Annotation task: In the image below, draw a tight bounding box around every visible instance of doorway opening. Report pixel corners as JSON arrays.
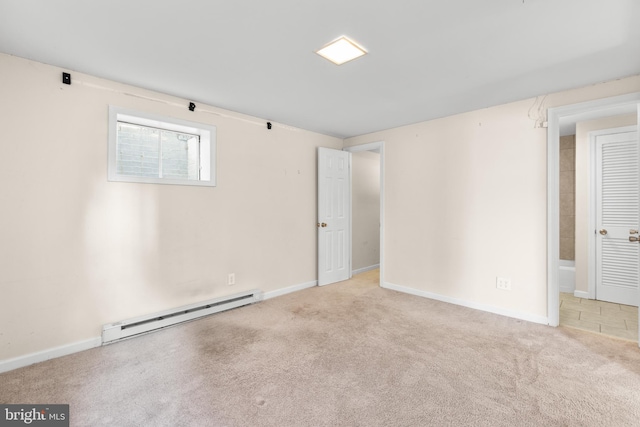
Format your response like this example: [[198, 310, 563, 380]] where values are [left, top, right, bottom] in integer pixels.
[[547, 92, 640, 345], [344, 141, 385, 287]]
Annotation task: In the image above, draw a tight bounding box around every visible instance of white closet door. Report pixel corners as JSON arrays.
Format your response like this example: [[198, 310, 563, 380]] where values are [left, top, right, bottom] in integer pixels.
[[595, 130, 639, 306]]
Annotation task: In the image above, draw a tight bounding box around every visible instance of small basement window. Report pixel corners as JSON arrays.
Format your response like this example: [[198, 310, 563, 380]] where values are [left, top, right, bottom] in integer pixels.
[[108, 106, 216, 187]]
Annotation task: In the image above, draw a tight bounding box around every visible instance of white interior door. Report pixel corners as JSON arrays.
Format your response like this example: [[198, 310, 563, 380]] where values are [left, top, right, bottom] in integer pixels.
[[318, 147, 351, 286], [595, 129, 639, 307]]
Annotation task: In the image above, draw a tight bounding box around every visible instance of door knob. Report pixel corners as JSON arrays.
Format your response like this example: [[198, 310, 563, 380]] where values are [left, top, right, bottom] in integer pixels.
[[630, 236, 640, 242], [599, 229, 608, 235], [630, 229, 639, 235], [321, 223, 327, 228]]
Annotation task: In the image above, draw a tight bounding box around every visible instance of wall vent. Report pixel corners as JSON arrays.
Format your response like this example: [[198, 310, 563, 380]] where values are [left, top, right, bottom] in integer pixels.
[[102, 289, 262, 344]]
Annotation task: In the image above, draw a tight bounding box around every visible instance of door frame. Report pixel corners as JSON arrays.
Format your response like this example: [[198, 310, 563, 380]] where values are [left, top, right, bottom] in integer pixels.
[[343, 141, 385, 287], [547, 92, 640, 329], [588, 126, 638, 301]]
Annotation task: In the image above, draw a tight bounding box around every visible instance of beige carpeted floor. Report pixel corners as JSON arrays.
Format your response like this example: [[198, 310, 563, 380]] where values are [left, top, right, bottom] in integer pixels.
[[2, 269, 640, 426]]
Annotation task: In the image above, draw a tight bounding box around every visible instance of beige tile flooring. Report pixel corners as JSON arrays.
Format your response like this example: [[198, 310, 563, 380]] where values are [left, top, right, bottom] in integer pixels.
[[560, 293, 638, 342]]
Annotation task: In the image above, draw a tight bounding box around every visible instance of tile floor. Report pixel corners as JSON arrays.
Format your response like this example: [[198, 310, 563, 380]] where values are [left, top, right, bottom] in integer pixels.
[[560, 293, 638, 342]]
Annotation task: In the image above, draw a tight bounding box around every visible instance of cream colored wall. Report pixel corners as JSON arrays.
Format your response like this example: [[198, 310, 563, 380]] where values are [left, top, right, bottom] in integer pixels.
[[2, 50, 639, 363], [574, 114, 638, 293], [352, 151, 380, 271], [0, 53, 342, 360], [345, 75, 640, 319]]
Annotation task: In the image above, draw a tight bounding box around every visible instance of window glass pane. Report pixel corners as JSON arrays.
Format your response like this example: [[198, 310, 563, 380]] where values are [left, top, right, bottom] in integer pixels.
[[186, 136, 200, 180], [116, 123, 160, 177], [109, 106, 215, 187], [161, 130, 200, 180]]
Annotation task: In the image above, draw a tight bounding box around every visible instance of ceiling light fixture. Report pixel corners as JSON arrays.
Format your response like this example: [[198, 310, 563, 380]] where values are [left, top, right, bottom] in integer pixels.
[[316, 36, 367, 65]]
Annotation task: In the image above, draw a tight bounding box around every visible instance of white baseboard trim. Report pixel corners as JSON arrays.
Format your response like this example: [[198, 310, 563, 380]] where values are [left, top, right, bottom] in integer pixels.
[[382, 282, 549, 325], [0, 280, 320, 373], [352, 264, 380, 276], [574, 290, 590, 299], [0, 336, 102, 374], [263, 280, 318, 300], [559, 285, 575, 294]]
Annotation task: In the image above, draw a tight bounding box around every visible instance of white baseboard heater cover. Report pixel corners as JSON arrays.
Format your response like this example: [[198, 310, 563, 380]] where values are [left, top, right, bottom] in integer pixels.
[[102, 289, 263, 344]]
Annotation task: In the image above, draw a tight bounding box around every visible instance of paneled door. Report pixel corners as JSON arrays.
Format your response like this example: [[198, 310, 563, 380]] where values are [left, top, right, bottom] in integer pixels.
[[595, 128, 639, 307], [317, 147, 351, 286]]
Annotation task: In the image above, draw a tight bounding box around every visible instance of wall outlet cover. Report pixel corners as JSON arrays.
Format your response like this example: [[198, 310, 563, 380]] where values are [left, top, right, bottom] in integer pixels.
[[496, 277, 512, 291]]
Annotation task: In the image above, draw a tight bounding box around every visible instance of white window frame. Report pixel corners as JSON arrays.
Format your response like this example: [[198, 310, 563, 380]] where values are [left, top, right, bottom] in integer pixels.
[[108, 106, 216, 187]]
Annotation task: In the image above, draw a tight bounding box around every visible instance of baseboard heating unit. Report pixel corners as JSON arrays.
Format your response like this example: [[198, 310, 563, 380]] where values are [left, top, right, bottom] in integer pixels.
[[102, 289, 263, 344]]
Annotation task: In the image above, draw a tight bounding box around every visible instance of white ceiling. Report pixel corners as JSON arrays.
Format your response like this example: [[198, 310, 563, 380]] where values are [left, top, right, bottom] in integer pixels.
[[1, 0, 638, 138]]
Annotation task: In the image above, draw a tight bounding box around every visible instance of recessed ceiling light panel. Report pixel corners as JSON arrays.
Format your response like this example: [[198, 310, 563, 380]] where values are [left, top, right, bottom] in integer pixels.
[[316, 36, 367, 65]]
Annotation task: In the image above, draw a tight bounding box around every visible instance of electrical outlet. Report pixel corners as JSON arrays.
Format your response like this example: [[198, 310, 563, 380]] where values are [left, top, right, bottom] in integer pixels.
[[227, 273, 235, 286], [496, 277, 511, 291]]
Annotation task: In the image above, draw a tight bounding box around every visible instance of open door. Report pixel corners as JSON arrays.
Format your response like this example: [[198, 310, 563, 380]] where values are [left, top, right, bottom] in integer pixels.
[[317, 147, 351, 286], [637, 104, 640, 346]]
